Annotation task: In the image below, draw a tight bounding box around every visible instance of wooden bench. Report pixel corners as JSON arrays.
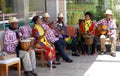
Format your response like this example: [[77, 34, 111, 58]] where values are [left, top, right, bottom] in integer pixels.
[[0, 58, 21, 76], [35, 48, 46, 67], [0, 30, 21, 76]]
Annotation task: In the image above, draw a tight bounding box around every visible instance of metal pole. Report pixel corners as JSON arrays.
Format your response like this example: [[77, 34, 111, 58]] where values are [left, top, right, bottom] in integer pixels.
[[45, 0, 47, 12], [2, 13, 5, 30]]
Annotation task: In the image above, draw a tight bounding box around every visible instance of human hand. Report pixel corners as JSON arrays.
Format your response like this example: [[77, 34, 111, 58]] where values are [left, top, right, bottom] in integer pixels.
[[27, 47, 32, 53]]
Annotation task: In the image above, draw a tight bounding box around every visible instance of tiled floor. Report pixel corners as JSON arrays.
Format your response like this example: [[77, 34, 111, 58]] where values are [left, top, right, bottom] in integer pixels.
[[9, 50, 120, 76]]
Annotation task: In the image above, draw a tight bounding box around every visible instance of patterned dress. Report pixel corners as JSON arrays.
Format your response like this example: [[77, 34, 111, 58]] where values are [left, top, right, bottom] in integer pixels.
[[33, 24, 56, 61]]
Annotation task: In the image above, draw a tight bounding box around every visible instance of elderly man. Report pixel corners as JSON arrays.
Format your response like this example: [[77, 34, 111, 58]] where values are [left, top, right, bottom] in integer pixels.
[[56, 13, 66, 37], [4, 17, 37, 76], [42, 13, 73, 63], [96, 9, 117, 57], [56, 13, 80, 56]]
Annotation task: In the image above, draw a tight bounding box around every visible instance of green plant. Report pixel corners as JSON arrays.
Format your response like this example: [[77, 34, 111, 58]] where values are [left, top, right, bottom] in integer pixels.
[[2, 7, 13, 13], [95, 0, 105, 21]]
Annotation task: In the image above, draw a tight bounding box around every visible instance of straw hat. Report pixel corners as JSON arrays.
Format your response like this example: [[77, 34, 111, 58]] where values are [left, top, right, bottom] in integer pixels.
[[9, 17, 19, 23], [58, 13, 64, 17], [43, 12, 50, 17], [105, 9, 112, 15]]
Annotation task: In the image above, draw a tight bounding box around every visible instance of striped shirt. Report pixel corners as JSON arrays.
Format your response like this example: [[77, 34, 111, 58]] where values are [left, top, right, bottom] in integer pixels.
[[42, 23, 59, 43], [18, 25, 32, 39], [4, 29, 18, 53], [95, 18, 117, 36]]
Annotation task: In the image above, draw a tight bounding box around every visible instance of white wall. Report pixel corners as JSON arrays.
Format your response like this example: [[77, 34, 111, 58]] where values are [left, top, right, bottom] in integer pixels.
[[46, 0, 59, 21]]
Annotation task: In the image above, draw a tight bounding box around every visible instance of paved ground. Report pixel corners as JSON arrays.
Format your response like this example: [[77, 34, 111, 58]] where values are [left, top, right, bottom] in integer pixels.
[[9, 47, 120, 76]]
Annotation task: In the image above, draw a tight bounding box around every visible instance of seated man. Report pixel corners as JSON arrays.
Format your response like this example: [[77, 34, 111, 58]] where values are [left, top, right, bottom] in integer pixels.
[[42, 13, 73, 63], [56, 13, 66, 38], [96, 9, 117, 57], [56, 13, 80, 56], [4, 17, 37, 76]]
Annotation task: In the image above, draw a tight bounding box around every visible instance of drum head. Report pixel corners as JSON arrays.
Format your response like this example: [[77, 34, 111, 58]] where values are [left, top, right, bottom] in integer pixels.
[[20, 39, 31, 42], [27, 37, 34, 40], [20, 39, 31, 51]]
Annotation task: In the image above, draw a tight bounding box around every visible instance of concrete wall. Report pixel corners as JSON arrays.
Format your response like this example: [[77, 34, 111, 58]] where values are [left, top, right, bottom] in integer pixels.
[[46, 0, 58, 21], [29, 0, 45, 11], [59, 0, 67, 24], [46, 0, 66, 23], [59, 0, 67, 23], [13, 0, 66, 23]]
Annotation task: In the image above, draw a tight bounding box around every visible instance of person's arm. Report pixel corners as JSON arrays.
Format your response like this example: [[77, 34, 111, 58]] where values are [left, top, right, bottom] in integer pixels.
[[17, 27, 23, 39], [4, 31, 18, 45], [32, 27, 45, 40], [108, 20, 117, 35], [28, 25, 33, 37], [89, 21, 96, 35], [95, 19, 104, 27]]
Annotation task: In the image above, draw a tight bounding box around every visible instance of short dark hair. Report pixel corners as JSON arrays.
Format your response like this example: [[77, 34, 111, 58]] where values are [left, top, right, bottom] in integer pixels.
[[85, 11, 92, 18], [32, 16, 39, 24]]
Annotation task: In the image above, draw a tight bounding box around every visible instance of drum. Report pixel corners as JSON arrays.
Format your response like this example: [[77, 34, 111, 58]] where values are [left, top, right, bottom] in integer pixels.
[[66, 26, 76, 37], [20, 39, 31, 51], [83, 34, 94, 45], [26, 37, 34, 46]]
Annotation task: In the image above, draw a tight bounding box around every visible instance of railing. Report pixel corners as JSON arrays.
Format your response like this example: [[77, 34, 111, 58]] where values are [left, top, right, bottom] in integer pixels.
[[0, 11, 45, 30], [0, 11, 44, 21]]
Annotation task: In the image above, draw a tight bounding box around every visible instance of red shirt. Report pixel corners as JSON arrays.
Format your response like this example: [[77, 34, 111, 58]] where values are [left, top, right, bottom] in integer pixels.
[[79, 21, 96, 35]]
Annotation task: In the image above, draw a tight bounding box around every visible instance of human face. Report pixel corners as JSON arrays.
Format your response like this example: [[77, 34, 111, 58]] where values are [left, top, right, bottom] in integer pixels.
[[43, 17, 50, 23], [106, 14, 111, 20], [10, 22, 18, 30], [36, 18, 42, 25], [85, 15, 90, 21], [58, 17, 63, 23]]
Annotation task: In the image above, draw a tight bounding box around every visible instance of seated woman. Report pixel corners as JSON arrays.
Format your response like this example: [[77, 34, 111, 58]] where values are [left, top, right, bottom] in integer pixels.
[[79, 12, 97, 55], [32, 16, 60, 68]]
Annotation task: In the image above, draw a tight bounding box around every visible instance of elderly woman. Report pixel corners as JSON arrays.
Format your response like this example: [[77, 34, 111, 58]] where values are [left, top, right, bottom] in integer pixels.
[[32, 16, 60, 68]]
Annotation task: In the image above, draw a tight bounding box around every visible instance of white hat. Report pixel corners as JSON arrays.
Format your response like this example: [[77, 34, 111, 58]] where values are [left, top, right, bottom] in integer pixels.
[[105, 9, 112, 15], [9, 17, 19, 23], [43, 12, 50, 17], [58, 13, 64, 17]]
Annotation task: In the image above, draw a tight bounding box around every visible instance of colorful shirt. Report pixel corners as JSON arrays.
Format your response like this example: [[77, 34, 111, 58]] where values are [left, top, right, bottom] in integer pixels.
[[4, 29, 18, 53], [84, 20, 91, 31], [18, 25, 32, 39], [33, 24, 56, 61], [42, 23, 59, 43], [79, 20, 96, 35], [95, 18, 117, 36], [33, 24, 50, 45]]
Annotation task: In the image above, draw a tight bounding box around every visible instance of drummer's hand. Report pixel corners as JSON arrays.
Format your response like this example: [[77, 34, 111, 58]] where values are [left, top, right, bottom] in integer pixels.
[[88, 32, 92, 35], [18, 37, 22, 41], [12, 40, 18, 44], [84, 31, 87, 34], [44, 30, 47, 36], [28, 47, 32, 52]]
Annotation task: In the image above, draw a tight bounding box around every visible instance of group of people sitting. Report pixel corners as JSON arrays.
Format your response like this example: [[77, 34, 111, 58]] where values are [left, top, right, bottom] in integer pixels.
[[3, 12, 74, 76], [2, 9, 117, 76], [72, 9, 117, 57], [54, 9, 116, 58]]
